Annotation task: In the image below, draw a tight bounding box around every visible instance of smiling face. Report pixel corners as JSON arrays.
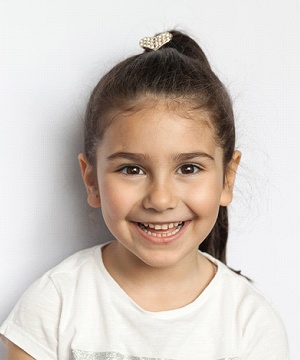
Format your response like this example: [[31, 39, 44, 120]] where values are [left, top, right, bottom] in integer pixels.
[[79, 101, 240, 270]]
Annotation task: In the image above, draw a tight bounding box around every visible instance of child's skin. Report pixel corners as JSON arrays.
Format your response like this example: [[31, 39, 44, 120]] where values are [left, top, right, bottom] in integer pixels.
[[79, 99, 241, 312], [7, 342, 33, 360]]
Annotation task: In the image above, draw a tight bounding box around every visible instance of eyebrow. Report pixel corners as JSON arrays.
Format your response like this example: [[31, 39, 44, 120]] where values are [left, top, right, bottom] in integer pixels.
[[106, 151, 214, 162]]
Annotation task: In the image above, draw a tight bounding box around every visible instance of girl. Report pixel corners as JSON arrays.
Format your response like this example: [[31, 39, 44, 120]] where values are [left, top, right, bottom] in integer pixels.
[[1, 30, 289, 359]]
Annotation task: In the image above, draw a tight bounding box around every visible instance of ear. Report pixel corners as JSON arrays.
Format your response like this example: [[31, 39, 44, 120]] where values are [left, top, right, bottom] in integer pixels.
[[220, 150, 241, 206], [78, 153, 101, 208]]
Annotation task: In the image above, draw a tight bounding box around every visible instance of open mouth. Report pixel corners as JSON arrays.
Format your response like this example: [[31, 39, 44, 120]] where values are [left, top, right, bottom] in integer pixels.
[[138, 222, 184, 237]]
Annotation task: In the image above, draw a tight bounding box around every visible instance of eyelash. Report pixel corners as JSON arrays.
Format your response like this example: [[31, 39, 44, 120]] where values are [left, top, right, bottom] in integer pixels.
[[118, 163, 202, 176], [176, 164, 202, 175], [118, 165, 146, 176]]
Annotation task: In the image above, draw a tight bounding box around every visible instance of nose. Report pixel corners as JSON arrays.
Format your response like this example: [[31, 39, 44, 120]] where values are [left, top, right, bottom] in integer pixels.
[[142, 178, 178, 212]]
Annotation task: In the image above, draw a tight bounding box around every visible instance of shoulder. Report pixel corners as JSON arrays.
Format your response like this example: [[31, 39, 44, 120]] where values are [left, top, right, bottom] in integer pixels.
[[46, 244, 103, 275], [203, 252, 287, 329], [7, 244, 104, 316], [0, 244, 107, 359], [38, 244, 105, 295], [204, 252, 275, 307], [204, 253, 289, 358]]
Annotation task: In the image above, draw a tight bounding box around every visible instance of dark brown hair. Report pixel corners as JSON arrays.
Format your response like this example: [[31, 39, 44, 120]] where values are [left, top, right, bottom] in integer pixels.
[[83, 30, 236, 265]]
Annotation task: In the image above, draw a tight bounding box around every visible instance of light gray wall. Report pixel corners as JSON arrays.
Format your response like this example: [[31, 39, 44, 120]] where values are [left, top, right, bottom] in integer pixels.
[[1, 1, 299, 358]]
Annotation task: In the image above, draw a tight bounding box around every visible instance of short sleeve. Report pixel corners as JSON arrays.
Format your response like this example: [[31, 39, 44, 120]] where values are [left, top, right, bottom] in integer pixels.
[[0, 274, 61, 360], [242, 299, 290, 359]]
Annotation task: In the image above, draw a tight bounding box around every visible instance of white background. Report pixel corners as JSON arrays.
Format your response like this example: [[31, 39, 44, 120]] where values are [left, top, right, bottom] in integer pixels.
[[0, 0, 299, 358]]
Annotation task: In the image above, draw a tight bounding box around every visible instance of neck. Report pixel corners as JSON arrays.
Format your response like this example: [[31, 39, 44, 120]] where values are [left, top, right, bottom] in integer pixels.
[[104, 241, 204, 280], [101, 241, 216, 311]]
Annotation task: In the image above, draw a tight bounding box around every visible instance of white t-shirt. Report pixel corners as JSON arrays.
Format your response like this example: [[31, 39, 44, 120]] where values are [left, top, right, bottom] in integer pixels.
[[0, 243, 289, 360]]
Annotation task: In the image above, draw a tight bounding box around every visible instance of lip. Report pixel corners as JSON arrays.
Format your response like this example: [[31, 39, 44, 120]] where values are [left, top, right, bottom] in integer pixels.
[[133, 220, 190, 245]]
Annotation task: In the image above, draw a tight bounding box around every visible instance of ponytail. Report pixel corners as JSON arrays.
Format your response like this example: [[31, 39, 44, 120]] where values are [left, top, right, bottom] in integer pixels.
[[199, 206, 228, 264]]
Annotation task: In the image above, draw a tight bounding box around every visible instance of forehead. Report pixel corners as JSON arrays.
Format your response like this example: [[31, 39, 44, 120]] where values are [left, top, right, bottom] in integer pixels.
[[107, 97, 215, 136], [98, 99, 221, 158]]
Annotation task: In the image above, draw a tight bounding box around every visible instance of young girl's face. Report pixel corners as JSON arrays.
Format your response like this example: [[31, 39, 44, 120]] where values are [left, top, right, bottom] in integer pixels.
[[80, 101, 239, 269]]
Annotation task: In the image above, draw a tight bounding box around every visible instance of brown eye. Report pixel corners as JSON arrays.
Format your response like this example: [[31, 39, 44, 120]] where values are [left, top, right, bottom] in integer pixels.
[[177, 164, 201, 175], [120, 166, 145, 175]]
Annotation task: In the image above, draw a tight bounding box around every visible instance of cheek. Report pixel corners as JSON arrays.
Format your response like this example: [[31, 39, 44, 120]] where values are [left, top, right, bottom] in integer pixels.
[[100, 183, 122, 214], [99, 178, 139, 219], [189, 180, 223, 213]]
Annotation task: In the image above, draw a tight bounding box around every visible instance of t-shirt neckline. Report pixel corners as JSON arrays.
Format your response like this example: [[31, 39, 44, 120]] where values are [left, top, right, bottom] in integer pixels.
[[93, 242, 222, 319]]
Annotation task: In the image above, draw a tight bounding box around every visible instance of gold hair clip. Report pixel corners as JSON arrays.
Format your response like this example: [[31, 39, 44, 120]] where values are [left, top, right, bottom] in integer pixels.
[[139, 32, 173, 51]]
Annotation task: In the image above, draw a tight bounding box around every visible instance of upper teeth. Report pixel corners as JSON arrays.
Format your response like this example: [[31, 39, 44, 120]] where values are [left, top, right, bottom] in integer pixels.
[[141, 222, 181, 230]]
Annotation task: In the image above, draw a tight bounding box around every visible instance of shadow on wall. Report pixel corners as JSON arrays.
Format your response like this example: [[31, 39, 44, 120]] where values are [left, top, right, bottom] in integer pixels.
[[35, 110, 114, 261], [0, 106, 114, 358]]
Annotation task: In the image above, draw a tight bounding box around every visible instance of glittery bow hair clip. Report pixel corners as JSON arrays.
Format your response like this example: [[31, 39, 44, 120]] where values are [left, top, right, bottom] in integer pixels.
[[139, 31, 173, 51]]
